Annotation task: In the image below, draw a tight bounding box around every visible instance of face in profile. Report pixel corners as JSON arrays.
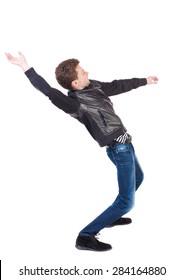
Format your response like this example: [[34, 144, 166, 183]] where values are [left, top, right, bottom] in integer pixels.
[[73, 65, 90, 89]]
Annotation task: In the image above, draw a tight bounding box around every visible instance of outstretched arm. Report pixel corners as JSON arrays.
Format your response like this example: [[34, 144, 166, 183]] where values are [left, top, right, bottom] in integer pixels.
[[5, 51, 54, 96], [5, 51, 30, 72], [98, 75, 159, 97], [5, 52, 78, 113]]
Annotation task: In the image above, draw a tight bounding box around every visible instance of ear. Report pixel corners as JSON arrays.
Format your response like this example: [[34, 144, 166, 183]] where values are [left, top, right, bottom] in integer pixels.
[[71, 80, 79, 90]]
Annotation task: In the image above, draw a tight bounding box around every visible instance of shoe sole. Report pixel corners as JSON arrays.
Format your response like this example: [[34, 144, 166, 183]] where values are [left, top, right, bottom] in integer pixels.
[[106, 220, 132, 228], [75, 245, 112, 252]]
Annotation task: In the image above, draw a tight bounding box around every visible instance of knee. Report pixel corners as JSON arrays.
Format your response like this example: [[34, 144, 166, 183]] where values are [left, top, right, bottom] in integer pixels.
[[116, 196, 135, 214], [136, 171, 144, 190], [125, 198, 135, 213], [140, 172, 144, 184]]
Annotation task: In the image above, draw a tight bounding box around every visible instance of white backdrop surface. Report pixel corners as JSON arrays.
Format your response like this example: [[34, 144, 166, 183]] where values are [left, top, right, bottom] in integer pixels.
[[0, 0, 183, 279]]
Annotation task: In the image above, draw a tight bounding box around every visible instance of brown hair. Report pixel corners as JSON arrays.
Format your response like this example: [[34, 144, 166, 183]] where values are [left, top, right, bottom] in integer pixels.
[[55, 58, 80, 90]]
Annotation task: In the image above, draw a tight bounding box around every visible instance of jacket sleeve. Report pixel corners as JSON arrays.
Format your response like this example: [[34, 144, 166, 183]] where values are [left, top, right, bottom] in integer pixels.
[[24, 67, 78, 114], [98, 78, 147, 97]]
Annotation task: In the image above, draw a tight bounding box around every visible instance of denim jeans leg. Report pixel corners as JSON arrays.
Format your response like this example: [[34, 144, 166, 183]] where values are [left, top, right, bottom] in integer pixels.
[[108, 143, 136, 214], [79, 143, 143, 236]]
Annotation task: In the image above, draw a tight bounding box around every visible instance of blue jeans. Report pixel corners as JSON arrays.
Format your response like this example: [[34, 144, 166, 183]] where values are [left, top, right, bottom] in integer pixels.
[[79, 142, 144, 236]]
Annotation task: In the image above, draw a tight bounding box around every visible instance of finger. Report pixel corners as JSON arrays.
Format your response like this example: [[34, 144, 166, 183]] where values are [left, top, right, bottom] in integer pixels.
[[18, 51, 24, 57], [5, 53, 12, 59]]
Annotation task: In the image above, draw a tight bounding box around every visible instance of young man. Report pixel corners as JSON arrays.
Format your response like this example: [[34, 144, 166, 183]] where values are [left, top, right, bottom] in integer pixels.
[[5, 52, 158, 251]]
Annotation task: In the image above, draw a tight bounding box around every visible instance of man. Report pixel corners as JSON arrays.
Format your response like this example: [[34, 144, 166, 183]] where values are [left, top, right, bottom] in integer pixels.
[[5, 52, 158, 251]]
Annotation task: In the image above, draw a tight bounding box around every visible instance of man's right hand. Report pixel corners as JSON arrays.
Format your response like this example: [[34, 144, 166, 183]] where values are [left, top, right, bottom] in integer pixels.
[[5, 51, 30, 72]]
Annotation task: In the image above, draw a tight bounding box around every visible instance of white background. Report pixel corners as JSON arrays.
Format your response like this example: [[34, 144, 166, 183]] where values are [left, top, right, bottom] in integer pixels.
[[0, 0, 183, 279]]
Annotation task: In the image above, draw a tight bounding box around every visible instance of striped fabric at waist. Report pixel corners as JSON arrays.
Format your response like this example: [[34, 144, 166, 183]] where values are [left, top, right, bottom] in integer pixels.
[[107, 132, 132, 148]]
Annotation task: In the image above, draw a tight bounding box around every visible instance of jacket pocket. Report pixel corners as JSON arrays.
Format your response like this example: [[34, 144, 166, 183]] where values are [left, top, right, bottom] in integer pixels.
[[98, 110, 107, 127]]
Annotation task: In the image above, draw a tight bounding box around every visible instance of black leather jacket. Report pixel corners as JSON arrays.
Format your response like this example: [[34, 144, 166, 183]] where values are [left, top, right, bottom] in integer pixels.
[[68, 81, 127, 147]]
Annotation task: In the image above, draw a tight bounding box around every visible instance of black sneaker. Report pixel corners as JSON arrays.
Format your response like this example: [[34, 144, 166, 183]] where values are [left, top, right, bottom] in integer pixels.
[[75, 235, 112, 251], [106, 217, 132, 228]]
